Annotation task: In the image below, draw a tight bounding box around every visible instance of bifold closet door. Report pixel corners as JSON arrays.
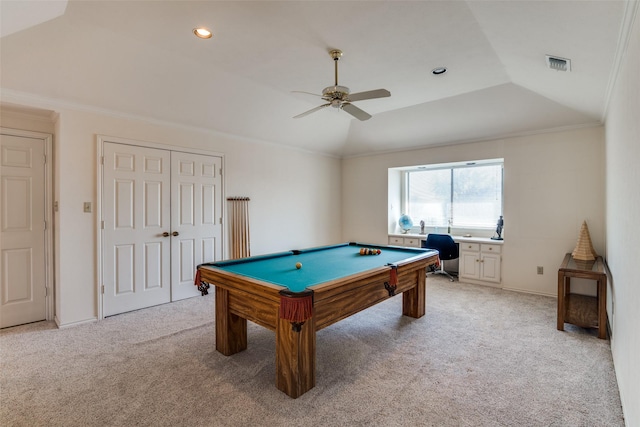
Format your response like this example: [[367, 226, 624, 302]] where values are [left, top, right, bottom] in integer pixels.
[[102, 143, 171, 316], [170, 152, 222, 301], [102, 143, 223, 316]]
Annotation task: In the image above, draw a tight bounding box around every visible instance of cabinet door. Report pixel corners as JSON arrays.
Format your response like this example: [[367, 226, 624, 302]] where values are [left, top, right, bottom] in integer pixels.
[[459, 251, 480, 279], [480, 253, 501, 283]]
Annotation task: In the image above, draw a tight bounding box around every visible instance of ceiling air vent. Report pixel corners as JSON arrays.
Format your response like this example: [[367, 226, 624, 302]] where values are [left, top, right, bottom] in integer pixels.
[[546, 55, 571, 72]]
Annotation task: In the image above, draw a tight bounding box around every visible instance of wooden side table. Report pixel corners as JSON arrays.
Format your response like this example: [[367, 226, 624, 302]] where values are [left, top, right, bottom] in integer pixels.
[[557, 253, 607, 339]]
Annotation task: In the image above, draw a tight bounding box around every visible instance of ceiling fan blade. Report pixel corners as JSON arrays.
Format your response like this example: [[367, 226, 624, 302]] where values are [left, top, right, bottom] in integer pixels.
[[342, 103, 372, 121], [291, 90, 322, 98], [348, 89, 391, 102], [293, 103, 331, 119]]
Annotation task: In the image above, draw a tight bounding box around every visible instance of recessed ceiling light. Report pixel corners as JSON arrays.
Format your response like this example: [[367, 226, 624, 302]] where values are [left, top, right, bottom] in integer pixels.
[[431, 67, 447, 75], [193, 27, 212, 39]]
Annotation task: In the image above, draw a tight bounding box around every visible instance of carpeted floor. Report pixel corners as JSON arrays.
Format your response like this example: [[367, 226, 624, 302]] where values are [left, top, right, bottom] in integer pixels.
[[0, 276, 624, 426]]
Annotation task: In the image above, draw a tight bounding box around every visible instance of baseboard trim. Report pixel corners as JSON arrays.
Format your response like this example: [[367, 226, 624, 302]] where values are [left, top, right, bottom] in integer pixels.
[[56, 316, 98, 329]]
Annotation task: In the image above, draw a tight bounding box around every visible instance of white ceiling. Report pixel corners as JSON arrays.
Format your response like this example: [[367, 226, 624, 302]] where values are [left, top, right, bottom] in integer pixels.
[[0, 1, 630, 157]]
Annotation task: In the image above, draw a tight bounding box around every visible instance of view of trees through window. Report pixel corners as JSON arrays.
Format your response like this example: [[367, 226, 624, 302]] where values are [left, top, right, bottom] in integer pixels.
[[405, 162, 503, 229]]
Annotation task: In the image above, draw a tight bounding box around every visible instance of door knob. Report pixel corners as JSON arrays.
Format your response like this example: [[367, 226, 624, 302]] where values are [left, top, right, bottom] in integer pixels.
[[172, 231, 179, 236], [162, 232, 170, 237]]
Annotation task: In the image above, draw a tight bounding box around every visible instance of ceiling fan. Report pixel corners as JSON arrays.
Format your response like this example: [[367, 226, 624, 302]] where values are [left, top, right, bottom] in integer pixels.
[[293, 49, 391, 121]]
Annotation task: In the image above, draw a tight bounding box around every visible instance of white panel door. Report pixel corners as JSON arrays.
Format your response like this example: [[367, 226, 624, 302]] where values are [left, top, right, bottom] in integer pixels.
[[102, 143, 171, 316], [0, 134, 46, 328], [170, 152, 222, 301]]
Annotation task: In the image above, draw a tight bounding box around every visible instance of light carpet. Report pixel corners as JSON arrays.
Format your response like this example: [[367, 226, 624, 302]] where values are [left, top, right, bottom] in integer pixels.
[[0, 276, 624, 426]]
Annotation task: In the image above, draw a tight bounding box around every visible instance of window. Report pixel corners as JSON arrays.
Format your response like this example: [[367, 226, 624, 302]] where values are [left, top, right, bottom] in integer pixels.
[[402, 160, 503, 230]]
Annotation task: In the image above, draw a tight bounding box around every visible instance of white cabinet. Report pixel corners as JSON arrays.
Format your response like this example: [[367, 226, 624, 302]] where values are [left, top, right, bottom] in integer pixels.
[[388, 236, 422, 247], [459, 243, 502, 284]]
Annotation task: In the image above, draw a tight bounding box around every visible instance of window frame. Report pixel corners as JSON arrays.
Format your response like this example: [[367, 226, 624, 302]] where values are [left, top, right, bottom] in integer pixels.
[[400, 159, 504, 234]]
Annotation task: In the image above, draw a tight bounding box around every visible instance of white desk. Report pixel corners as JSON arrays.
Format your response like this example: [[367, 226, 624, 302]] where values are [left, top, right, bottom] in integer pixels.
[[388, 234, 503, 286]]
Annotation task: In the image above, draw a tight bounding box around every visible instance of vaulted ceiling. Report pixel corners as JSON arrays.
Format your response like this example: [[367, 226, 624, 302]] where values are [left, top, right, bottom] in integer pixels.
[[0, 1, 631, 157]]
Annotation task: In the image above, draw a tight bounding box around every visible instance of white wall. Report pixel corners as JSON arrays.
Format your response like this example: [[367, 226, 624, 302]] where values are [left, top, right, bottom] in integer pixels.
[[604, 3, 640, 425], [1, 103, 342, 327], [342, 126, 605, 297]]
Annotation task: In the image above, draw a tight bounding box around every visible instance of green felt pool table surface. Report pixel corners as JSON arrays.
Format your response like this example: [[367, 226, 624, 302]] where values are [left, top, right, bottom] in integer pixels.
[[205, 242, 433, 292]]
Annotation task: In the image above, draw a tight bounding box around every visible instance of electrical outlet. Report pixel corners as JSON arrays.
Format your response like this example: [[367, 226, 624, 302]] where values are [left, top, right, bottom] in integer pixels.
[[537, 266, 543, 275]]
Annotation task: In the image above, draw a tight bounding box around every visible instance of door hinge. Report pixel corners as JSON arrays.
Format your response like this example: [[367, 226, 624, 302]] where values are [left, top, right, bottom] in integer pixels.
[[101, 156, 104, 165], [43, 154, 47, 164], [219, 168, 223, 176], [101, 285, 105, 294], [44, 220, 47, 230], [45, 287, 48, 297], [101, 220, 105, 229], [219, 217, 223, 225]]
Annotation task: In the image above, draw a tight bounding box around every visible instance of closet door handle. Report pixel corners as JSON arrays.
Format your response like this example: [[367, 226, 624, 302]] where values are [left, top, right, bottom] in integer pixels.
[[172, 231, 179, 237], [162, 232, 170, 237]]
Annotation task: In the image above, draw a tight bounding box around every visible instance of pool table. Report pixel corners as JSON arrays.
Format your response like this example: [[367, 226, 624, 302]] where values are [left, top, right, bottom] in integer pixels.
[[196, 242, 439, 398]]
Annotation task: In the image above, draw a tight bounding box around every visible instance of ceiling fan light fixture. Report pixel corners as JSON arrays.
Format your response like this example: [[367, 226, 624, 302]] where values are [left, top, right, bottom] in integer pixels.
[[193, 27, 212, 39], [323, 85, 349, 98], [431, 67, 447, 75]]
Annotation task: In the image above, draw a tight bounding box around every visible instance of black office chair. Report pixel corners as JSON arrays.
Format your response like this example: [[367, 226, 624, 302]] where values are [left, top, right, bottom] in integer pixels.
[[422, 234, 459, 281]]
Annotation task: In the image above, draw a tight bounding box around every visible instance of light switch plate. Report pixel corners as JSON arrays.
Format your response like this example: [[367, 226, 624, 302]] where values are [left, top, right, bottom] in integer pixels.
[[83, 202, 92, 213]]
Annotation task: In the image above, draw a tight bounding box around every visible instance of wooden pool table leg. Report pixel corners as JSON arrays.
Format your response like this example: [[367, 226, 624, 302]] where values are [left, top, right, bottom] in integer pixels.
[[215, 287, 247, 356], [275, 314, 316, 398], [402, 268, 426, 318]]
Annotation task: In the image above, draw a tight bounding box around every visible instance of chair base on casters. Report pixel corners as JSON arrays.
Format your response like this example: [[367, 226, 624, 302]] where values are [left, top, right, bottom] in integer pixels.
[[429, 264, 457, 282], [422, 234, 459, 283]]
